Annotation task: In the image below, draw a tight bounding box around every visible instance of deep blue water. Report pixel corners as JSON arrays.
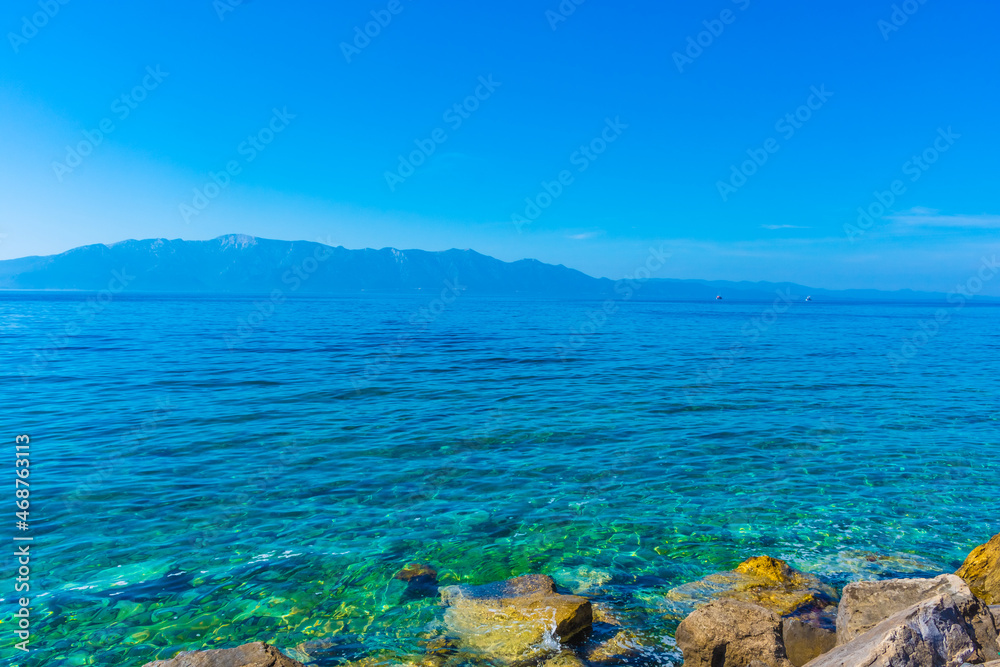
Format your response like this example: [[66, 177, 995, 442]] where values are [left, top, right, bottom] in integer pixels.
[[2, 293, 998, 666]]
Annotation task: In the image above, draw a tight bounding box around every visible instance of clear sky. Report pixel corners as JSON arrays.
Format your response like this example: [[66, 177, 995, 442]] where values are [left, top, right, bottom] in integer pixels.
[[2, 0, 999, 293]]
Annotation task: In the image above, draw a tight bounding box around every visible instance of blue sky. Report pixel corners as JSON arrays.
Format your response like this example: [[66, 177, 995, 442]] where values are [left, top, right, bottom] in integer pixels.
[[2, 0, 999, 292]]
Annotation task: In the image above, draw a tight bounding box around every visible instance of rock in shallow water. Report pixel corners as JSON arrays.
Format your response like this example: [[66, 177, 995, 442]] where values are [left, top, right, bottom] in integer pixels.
[[142, 641, 304, 667], [395, 563, 440, 599], [957, 532, 1000, 604], [585, 629, 643, 664], [669, 556, 839, 666], [675, 598, 793, 667], [803, 590, 1000, 667], [667, 556, 837, 618], [395, 563, 438, 582], [591, 601, 623, 626], [440, 574, 592, 663], [540, 649, 587, 667]]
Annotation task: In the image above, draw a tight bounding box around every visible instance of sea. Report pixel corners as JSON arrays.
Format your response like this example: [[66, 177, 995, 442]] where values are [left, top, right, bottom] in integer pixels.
[[2, 292, 998, 666]]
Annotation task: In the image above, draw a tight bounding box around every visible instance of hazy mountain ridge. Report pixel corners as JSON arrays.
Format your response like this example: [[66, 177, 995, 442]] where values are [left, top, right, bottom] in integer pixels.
[[0, 235, 601, 295], [0, 235, 988, 301]]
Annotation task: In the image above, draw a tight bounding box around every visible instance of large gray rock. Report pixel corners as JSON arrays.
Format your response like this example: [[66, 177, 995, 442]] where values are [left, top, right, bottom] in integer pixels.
[[804, 591, 1000, 667], [675, 598, 793, 667], [991, 604, 1000, 628], [440, 574, 592, 663], [143, 642, 304, 667], [836, 574, 983, 644], [782, 617, 835, 666]]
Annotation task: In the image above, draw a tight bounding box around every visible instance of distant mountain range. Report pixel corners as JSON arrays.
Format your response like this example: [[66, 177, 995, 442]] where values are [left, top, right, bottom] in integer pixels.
[[0, 235, 986, 302]]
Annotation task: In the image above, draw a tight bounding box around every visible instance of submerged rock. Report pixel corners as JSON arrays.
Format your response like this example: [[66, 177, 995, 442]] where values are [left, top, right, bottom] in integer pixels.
[[287, 638, 337, 664], [395, 563, 438, 582], [440, 574, 592, 663], [675, 598, 793, 667], [540, 650, 587, 667], [804, 589, 1000, 667], [591, 602, 623, 626], [414, 636, 458, 667], [585, 630, 642, 664], [143, 641, 304, 667], [395, 563, 439, 599], [551, 566, 614, 595], [835, 573, 987, 644], [667, 556, 837, 618], [957, 532, 1000, 604], [794, 550, 948, 589]]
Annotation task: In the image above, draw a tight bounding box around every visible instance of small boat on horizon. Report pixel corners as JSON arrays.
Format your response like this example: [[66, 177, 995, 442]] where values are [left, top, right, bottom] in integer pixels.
[[806, 296, 812, 301], [715, 295, 723, 300]]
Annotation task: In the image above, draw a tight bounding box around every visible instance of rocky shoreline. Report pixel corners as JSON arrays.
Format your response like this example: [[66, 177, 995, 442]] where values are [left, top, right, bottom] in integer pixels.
[[143, 532, 1000, 667]]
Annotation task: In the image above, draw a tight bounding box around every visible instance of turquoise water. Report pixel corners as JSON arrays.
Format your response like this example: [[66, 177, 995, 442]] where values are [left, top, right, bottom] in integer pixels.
[[2, 293, 998, 666]]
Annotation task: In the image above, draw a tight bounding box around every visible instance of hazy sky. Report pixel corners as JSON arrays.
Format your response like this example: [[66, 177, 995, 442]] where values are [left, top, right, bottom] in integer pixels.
[[2, 0, 999, 293]]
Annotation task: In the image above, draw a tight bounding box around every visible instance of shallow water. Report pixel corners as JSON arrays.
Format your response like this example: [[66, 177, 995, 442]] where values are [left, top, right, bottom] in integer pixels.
[[2, 293, 998, 665]]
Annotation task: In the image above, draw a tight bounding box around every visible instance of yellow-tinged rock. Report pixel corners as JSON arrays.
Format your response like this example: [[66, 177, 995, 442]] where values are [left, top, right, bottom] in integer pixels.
[[440, 575, 592, 664], [413, 635, 458, 667], [541, 650, 587, 667], [735, 556, 799, 585], [394, 563, 438, 582], [957, 532, 1000, 604], [666, 556, 836, 617]]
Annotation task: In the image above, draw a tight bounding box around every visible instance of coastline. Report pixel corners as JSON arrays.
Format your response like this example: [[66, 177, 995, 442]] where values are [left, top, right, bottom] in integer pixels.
[[142, 532, 1000, 667]]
